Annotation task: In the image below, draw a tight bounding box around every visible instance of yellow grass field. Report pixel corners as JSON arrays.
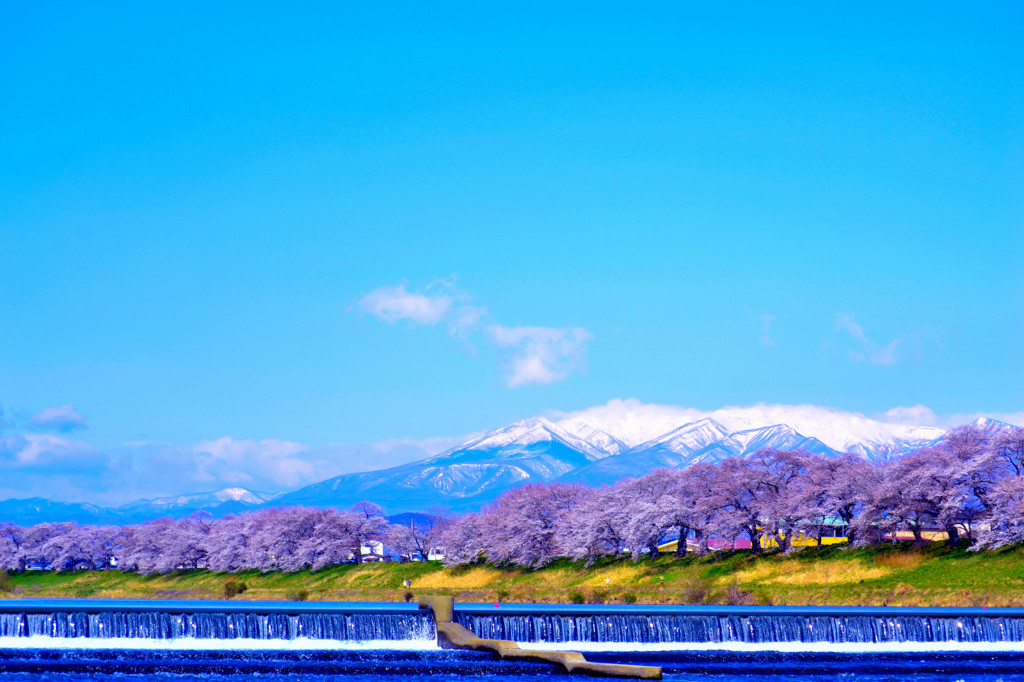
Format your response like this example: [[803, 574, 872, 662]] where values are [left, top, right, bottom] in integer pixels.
[[3, 543, 1024, 607]]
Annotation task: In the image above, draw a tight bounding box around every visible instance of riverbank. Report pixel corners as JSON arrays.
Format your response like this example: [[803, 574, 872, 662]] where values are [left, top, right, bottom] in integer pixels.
[[2, 543, 1022, 607]]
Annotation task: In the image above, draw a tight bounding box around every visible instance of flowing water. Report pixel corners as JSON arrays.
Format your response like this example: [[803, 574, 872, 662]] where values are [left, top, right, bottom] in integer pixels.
[[0, 601, 1022, 681]]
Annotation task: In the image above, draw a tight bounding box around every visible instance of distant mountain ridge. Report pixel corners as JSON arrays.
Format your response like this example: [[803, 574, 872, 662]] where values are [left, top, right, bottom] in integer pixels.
[[1, 407, 1014, 525], [0, 487, 282, 527]]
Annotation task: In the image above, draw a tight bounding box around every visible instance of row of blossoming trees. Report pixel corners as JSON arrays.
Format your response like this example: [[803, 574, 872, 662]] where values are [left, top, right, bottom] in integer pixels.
[[1, 424, 1022, 573], [437, 424, 1024, 567], [0, 502, 430, 574]]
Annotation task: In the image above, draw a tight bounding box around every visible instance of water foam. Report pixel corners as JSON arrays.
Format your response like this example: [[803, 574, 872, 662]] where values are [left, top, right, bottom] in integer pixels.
[[0, 635, 439, 651]]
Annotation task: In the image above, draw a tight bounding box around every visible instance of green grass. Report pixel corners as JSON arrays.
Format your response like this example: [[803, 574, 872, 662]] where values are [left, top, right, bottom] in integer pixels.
[[3, 544, 1024, 607]]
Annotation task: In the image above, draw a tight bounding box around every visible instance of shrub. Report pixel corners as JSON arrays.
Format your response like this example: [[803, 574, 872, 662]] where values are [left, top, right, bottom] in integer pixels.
[[285, 589, 310, 602], [682, 578, 712, 604], [404, 591, 415, 602], [222, 580, 248, 599], [0, 570, 12, 594], [621, 592, 638, 604], [724, 581, 755, 606], [568, 591, 585, 604]]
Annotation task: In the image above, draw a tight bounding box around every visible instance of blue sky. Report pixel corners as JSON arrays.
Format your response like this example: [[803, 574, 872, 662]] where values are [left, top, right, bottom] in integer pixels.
[[1, 3, 1021, 502]]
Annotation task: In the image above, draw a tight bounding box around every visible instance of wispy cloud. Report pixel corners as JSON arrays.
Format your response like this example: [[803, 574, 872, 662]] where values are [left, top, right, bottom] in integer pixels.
[[29, 404, 88, 432], [0, 432, 103, 474], [358, 278, 593, 388], [0, 429, 461, 505], [880, 404, 1024, 429], [880, 404, 941, 426], [835, 314, 905, 365], [759, 314, 775, 347], [358, 284, 452, 325], [490, 325, 593, 388]]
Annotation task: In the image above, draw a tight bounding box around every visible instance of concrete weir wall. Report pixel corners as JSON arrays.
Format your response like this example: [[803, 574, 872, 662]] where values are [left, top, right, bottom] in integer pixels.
[[417, 595, 662, 680]]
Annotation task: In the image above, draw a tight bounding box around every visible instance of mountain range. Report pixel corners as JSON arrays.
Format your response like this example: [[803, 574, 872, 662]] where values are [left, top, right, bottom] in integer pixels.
[[2, 407, 1010, 526]]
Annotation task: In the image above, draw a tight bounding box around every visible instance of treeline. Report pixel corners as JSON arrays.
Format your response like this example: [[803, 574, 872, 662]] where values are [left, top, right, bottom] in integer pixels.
[[1, 423, 1022, 574], [0, 502, 435, 574], [437, 424, 1024, 567]]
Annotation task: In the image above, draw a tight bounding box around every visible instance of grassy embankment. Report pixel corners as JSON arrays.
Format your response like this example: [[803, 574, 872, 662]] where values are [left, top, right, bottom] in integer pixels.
[[2, 543, 1023, 607]]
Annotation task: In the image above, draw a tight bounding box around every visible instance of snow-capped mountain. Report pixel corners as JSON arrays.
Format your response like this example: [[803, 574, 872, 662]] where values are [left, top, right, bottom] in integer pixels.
[[451, 417, 623, 460], [273, 419, 599, 513], [272, 405, 958, 513], [629, 418, 734, 456], [0, 487, 280, 526], [116, 487, 279, 514], [559, 421, 840, 486], [2, 403, 1015, 523], [549, 400, 949, 451], [109, 487, 281, 523], [684, 424, 838, 467]]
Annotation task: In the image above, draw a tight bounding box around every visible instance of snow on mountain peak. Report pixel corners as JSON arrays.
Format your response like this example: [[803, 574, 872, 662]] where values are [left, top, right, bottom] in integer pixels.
[[447, 416, 613, 460], [630, 417, 732, 452], [550, 400, 947, 453]]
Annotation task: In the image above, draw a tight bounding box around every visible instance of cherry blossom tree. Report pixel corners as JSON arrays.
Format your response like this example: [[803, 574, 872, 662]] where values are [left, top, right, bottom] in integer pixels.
[[0, 524, 25, 571], [122, 514, 212, 573], [388, 512, 447, 562], [476, 482, 587, 567], [560, 485, 629, 562], [619, 469, 687, 559], [437, 512, 486, 566], [201, 514, 251, 572], [974, 477, 1024, 549], [793, 453, 869, 545], [990, 427, 1024, 477], [349, 501, 389, 564], [674, 463, 723, 555], [303, 508, 358, 570]]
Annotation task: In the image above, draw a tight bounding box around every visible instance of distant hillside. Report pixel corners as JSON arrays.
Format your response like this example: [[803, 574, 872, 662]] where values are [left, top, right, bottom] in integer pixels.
[[2, 409, 1007, 525]]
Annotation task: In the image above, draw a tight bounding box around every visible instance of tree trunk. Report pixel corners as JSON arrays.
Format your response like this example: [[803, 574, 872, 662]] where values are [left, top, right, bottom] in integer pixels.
[[909, 523, 923, 545], [945, 523, 961, 548], [747, 526, 762, 554], [693, 529, 709, 556], [845, 525, 859, 547], [675, 526, 690, 557]]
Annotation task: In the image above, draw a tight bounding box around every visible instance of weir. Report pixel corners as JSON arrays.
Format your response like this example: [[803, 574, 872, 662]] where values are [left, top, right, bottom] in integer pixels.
[[419, 595, 663, 679], [0, 600, 433, 642], [1, 599, 1023, 651], [453, 604, 1024, 646]]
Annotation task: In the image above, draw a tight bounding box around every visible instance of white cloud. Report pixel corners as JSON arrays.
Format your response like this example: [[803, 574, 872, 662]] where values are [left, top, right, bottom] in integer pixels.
[[551, 399, 957, 451], [490, 325, 593, 388], [0, 428, 471, 505], [191, 437, 322, 489], [880, 405, 940, 426], [0, 433, 98, 468], [371, 434, 474, 457], [448, 304, 487, 337], [29, 404, 87, 432], [358, 285, 452, 325], [933, 410, 1024, 429], [358, 278, 593, 388]]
